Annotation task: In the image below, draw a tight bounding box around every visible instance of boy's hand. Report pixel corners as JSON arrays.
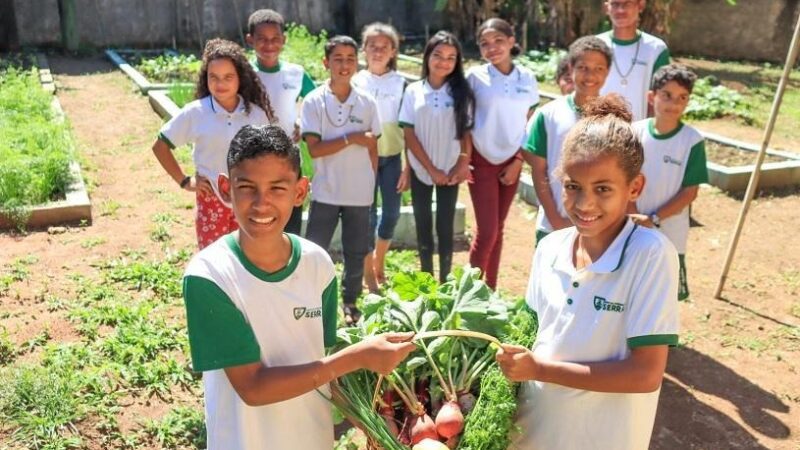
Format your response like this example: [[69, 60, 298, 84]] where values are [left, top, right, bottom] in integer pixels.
[[349, 131, 378, 148], [447, 159, 471, 185], [355, 332, 416, 375], [629, 213, 654, 228], [189, 175, 215, 198], [499, 159, 523, 186], [396, 166, 410, 192], [496, 344, 541, 382]]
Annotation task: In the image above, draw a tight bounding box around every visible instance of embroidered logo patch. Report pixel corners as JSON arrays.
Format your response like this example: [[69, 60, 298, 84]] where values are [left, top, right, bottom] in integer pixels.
[[282, 82, 298, 90], [348, 116, 364, 124], [593, 296, 625, 312], [663, 155, 683, 166], [293, 306, 322, 320]]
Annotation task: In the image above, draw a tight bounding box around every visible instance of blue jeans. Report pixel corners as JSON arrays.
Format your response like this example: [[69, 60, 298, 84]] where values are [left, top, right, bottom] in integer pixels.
[[368, 154, 403, 251]]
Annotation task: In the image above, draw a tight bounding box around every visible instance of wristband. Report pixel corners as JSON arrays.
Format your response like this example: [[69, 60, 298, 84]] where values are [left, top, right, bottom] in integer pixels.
[[343, 134, 349, 146], [458, 152, 470, 159], [650, 213, 661, 228], [179, 176, 191, 189]]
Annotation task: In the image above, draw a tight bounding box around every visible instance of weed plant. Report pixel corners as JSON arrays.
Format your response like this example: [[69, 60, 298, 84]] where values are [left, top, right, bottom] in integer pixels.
[[136, 54, 201, 84], [685, 76, 753, 123]]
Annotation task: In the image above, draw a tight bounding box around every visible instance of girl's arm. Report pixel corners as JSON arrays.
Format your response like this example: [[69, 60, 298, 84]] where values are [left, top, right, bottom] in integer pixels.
[[447, 132, 473, 184], [403, 127, 448, 185], [224, 333, 415, 406], [496, 344, 668, 393], [151, 139, 212, 196], [304, 132, 377, 159], [530, 155, 571, 230]]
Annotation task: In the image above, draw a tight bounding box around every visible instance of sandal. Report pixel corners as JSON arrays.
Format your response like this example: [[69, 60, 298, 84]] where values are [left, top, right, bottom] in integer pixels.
[[343, 303, 361, 325]]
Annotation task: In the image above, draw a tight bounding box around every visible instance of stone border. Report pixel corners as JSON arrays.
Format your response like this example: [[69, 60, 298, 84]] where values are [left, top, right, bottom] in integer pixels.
[[0, 54, 92, 230], [146, 85, 467, 250], [105, 48, 194, 94]]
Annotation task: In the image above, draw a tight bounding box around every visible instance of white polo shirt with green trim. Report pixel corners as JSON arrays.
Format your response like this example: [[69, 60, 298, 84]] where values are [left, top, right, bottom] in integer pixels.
[[352, 69, 406, 157], [523, 94, 581, 233], [158, 95, 270, 203], [398, 79, 464, 186], [182, 232, 339, 450], [598, 30, 670, 121], [253, 59, 315, 136], [468, 63, 539, 164], [514, 218, 679, 450], [634, 119, 708, 254], [300, 82, 382, 206]]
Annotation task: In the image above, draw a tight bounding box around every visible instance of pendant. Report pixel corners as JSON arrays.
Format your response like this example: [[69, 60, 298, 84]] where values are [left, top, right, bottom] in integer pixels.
[[621, 78, 628, 86]]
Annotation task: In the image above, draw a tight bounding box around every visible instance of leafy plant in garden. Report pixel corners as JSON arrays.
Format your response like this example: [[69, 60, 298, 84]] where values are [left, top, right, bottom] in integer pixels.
[[139, 406, 207, 449], [136, 54, 201, 84], [282, 23, 328, 81], [168, 82, 195, 109], [517, 48, 568, 83], [685, 76, 753, 123]]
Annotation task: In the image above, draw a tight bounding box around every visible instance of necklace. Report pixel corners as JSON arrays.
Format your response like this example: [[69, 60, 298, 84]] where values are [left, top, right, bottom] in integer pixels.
[[611, 33, 641, 87], [323, 83, 353, 128]]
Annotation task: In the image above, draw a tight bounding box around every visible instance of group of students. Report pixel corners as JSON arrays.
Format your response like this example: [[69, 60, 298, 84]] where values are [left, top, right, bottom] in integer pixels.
[[151, 0, 710, 448]]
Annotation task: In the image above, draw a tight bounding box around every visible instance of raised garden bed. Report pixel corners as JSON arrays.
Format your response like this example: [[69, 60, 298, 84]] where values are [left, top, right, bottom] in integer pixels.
[[0, 54, 91, 230], [105, 48, 194, 94]]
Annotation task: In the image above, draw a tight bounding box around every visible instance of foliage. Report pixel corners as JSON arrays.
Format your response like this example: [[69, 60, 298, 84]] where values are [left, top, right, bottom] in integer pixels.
[[139, 406, 207, 449], [0, 66, 76, 225], [168, 83, 195, 109], [685, 76, 753, 123], [136, 53, 201, 84], [282, 23, 328, 81], [517, 48, 569, 82]]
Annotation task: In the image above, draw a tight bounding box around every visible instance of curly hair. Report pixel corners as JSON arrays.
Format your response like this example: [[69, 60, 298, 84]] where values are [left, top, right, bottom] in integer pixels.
[[227, 124, 300, 177], [568, 35, 612, 69], [421, 31, 475, 140], [195, 38, 275, 121], [651, 63, 697, 93]]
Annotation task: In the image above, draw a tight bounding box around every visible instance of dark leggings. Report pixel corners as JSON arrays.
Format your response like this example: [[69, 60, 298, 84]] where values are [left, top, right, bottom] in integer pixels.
[[410, 169, 459, 282]]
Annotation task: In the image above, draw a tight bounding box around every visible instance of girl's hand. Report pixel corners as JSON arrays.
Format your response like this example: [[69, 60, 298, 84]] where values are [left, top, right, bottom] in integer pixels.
[[629, 213, 655, 228], [495, 344, 541, 382], [447, 159, 471, 185], [354, 332, 416, 375], [191, 175, 215, 198], [396, 166, 411, 192], [499, 159, 523, 186], [429, 168, 449, 186]]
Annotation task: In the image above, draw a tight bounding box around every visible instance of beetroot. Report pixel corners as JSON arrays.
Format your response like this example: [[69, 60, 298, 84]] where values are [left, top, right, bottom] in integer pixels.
[[410, 413, 439, 444], [434, 401, 464, 439], [457, 391, 476, 415]]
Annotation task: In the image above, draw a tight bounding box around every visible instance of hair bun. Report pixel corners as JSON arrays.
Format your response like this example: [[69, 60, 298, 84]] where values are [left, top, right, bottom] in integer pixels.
[[582, 94, 633, 123], [510, 44, 522, 57]]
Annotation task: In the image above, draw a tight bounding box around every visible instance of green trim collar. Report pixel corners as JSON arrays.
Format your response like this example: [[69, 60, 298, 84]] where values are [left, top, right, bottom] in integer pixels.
[[566, 93, 580, 113], [648, 118, 684, 140], [254, 58, 282, 73], [224, 233, 301, 282], [611, 30, 642, 46]]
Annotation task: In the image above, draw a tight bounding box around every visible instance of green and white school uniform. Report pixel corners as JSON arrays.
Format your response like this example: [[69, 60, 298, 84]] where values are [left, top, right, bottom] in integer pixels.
[[468, 63, 539, 163], [253, 60, 315, 136], [352, 69, 405, 157], [514, 218, 679, 450], [523, 93, 581, 236], [598, 30, 670, 121], [182, 233, 338, 450], [158, 95, 270, 203], [634, 118, 708, 299], [300, 82, 382, 206], [398, 79, 462, 185]]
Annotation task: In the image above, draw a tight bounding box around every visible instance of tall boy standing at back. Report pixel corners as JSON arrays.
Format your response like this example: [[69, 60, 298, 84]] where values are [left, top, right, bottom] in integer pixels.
[[246, 9, 316, 234], [598, 0, 670, 120], [301, 36, 381, 323], [630, 64, 708, 301], [182, 125, 414, 450]]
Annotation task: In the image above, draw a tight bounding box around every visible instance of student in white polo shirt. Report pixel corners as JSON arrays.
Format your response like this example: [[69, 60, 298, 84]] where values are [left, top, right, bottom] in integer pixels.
[[182, 124, 414, 450], [352, 22, 407, 293], [523, 36, 611, 245], [301, 35, 381, 324], [467, 18, 539, 290], [152, 38, 275, 249], [631, 64, 708, 301], [246, 9, 316, 235], [598, 0, 670, 121], [399, 31, 474, 283], [497, 95, 679, 450]]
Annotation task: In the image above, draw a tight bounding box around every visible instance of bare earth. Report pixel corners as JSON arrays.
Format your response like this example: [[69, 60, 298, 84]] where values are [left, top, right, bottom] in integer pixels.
[[1, 55, 798, 449]]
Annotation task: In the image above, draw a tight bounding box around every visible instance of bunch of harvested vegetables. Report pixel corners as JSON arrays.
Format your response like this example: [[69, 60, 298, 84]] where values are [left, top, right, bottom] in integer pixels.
[[326, 266, 538, 450]]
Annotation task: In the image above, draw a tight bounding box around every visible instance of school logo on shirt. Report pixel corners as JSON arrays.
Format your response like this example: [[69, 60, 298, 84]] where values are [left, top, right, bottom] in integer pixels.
[[282, 82, 298, 90], [348, 115, 364, 124], [293, 306, 322, 320], [516, 87, 531, 94], [663, 155, 683, 167], [593, 296, 625, 313]]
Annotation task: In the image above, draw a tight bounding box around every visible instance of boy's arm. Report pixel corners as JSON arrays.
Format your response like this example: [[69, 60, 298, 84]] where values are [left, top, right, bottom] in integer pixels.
[[224, 332, 415, 406], [531, 155, 571, 229], [653, 185, 699, 220], [496, 344, 668, 393]]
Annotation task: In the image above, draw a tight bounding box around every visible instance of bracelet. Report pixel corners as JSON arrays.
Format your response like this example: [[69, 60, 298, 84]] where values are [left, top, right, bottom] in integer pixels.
[[343, 134, 349, 145], [458, 152, 470, 159], [179, 176, 191, 189]]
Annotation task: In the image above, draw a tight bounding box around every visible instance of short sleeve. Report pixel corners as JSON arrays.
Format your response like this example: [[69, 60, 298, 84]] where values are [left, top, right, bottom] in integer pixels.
[[524, 110, 548, 157], [398, 87, 415, 128], [625, 242, 680, 348], [159, 107, 194, 149], [322, 277, 339, 348], [682, 140, 709, 186], [653, 48, 671, 76], [299, 71, 316, 98], [183, 275, 261, 371], [300, 93, 322, 140]]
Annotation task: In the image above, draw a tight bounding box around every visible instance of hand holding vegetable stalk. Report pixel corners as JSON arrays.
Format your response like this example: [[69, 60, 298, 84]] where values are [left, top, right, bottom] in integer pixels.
[[495, 343, 541, 383], [347, 332, 417, 375]]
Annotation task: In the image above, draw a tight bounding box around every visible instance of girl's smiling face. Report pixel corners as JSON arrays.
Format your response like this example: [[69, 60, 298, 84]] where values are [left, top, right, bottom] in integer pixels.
[[478, 29, 515, 67], [561, 154, 643, 246], [207, 58, 240, 106], [364, 34, 396, 74], [427, 43, 458, 82]]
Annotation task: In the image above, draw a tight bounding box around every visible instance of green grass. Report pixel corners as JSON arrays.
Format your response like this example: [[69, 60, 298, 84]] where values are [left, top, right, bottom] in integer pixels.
[[0, 66, 77, 225]]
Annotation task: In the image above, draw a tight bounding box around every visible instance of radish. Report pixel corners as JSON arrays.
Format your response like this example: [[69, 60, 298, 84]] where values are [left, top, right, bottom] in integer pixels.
[[410, 412, 439, 444], [457, 391, 476, 415], [412, 438, 449, 450], [434, 401, 464, 439]]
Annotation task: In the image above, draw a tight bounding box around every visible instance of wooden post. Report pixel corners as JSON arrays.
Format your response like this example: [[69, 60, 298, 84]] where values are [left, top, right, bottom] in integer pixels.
[[714, 12, 800, 299], [58, 0, 79, 51]]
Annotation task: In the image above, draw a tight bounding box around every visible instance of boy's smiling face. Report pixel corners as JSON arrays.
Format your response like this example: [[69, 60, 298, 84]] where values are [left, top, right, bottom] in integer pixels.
[[649, 80, 691, 125], [572, 50, 609, 98], [247, 23, 285, 68], [324, 44, 358, 84], [220, 154, 307, 243]]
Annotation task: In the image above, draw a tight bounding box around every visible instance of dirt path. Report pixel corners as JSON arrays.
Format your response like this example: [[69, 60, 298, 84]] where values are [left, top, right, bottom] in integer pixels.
[[1, 55, 798, 449]]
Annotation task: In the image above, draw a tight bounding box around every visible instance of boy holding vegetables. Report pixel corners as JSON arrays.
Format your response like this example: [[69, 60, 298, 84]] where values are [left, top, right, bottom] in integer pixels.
[[181, 124, 414, 450]]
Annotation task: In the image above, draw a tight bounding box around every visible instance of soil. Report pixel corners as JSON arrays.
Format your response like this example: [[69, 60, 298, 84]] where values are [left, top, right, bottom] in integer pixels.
[[706, 141, 787, 166], [1, 54, 798, 449]]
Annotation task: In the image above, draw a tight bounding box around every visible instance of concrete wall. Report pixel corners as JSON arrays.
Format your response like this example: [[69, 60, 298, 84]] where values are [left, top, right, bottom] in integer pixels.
[[13, 0, 61, 46], [667, 0, 800, 63]]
